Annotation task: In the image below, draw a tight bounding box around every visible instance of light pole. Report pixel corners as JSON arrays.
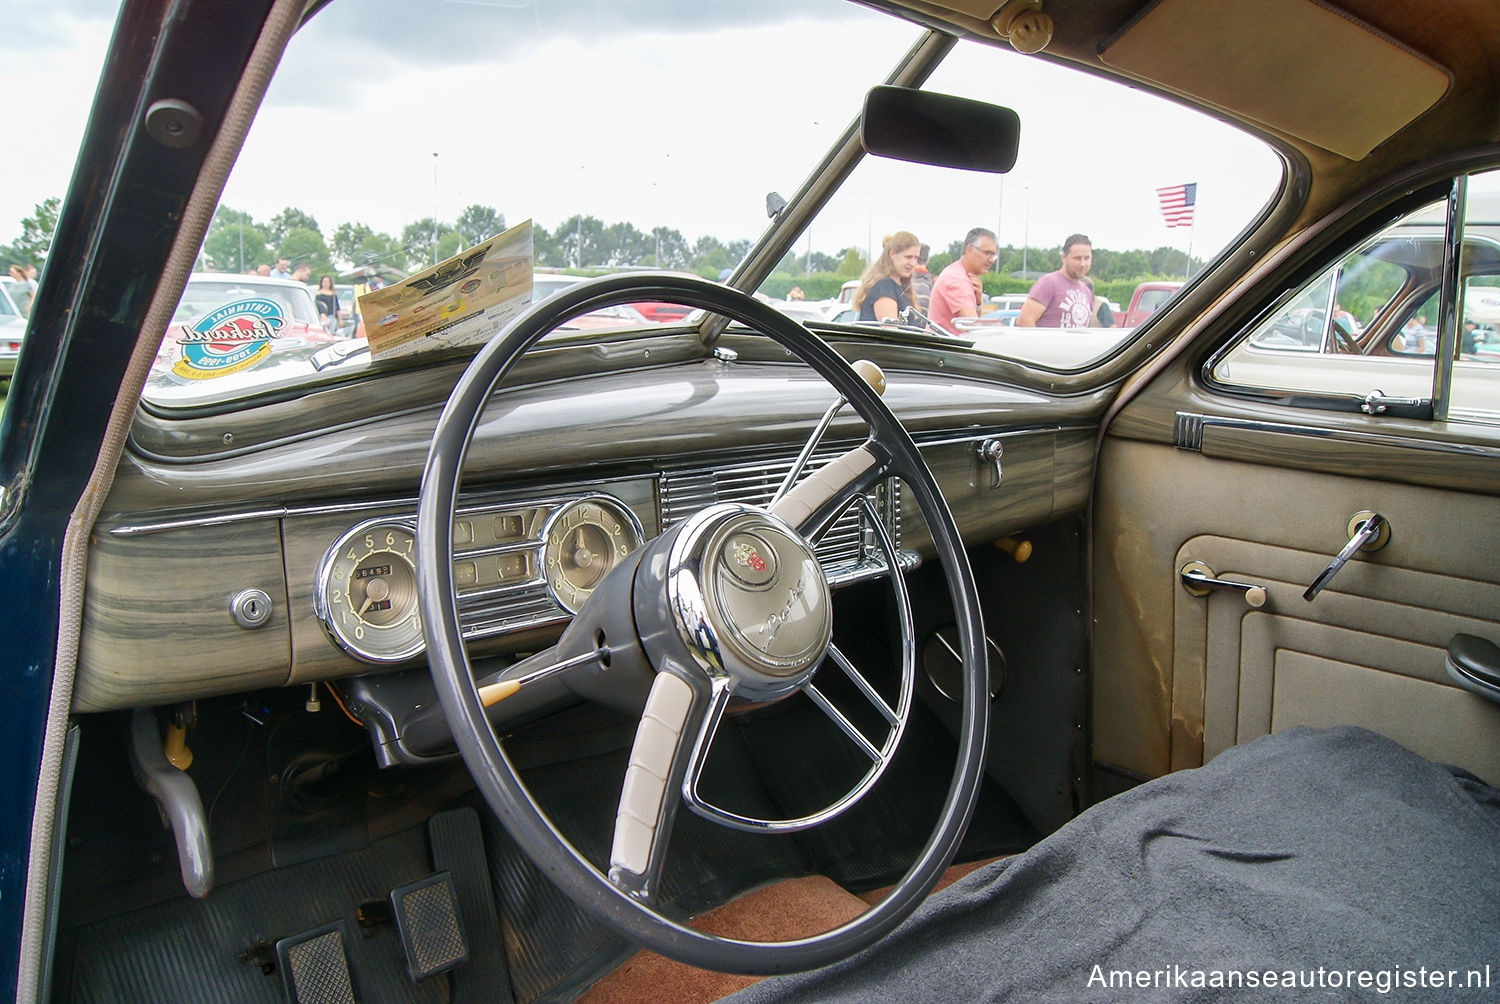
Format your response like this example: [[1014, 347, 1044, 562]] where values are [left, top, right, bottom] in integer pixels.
[[431, 152, 439, 266], [1022, 185, 1030, 277], [995, 176, 1004, 274]]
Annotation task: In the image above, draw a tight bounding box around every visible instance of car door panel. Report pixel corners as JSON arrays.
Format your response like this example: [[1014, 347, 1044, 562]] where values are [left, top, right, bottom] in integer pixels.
[[1094, 435, 1500, 787]]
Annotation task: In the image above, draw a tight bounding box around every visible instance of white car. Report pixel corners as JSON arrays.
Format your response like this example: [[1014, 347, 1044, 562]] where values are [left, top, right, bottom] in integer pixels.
[[0, 282, 23, 383], [1212, 200, 1500, 414], [531, 272, 652, 329]]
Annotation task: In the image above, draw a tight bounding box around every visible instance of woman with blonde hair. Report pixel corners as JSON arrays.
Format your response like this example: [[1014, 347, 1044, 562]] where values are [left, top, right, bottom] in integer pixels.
[[852, 231, 921, 326]]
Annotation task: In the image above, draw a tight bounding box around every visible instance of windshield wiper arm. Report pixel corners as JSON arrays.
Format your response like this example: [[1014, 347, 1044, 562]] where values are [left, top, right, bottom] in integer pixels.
[[311, 339, 370, 371]]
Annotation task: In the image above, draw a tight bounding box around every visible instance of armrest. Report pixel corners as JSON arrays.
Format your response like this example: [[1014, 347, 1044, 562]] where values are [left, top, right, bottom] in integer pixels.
[[1445, 633, 1500, 705]]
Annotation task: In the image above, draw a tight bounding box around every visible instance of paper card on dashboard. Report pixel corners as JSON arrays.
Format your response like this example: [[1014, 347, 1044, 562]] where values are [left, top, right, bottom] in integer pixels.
[[362, 219, 533, 360]]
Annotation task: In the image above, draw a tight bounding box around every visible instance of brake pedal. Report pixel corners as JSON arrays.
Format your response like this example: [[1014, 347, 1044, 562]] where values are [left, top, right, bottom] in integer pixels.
[[390, 872, 469, 982], [275, 920, 358, 1004]]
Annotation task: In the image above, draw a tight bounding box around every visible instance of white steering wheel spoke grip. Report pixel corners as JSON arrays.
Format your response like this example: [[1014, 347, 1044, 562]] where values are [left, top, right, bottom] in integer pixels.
[[769, 444, 888, 537], [608, 672, 721, 899]]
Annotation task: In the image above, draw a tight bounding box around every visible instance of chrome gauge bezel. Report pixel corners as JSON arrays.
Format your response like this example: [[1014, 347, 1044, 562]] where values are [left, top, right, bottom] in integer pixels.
[[541, 494, 645, 613], [314, 516, 426, 664]]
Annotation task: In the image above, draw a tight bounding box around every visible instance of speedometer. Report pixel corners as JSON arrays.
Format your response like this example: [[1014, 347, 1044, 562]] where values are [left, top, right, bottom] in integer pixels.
[[315, 518, 424, 664]]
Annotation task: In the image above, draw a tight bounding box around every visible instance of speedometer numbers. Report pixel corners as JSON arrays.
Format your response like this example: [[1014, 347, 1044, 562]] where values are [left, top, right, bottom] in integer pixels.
[[315, 519, 424, 664], [315, 495, 645, 663], [543, 497, 644, 613]]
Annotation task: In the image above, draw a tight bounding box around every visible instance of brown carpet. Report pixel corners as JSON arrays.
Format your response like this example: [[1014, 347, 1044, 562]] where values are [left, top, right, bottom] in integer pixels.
[[579, 875, 867, 1003], [579, 859, 1006, 1003]]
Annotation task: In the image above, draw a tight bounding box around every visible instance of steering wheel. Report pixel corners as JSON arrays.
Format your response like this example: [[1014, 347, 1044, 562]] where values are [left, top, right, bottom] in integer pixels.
[[1330, 315, 1361, 354], [417, 273, 989, 975]]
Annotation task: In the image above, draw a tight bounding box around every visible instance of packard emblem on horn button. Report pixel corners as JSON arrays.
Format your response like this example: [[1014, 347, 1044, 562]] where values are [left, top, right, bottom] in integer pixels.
[[723, 532, 778, 588], [733, 540, 766, 572]]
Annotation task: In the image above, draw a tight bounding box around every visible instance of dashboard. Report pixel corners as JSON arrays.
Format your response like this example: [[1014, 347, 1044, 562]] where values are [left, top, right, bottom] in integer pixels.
[[72, 341, 1102, 721]]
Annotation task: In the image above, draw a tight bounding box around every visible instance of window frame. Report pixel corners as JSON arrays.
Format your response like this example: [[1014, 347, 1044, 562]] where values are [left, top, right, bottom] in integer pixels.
[[1202, 175, 1499, 423]]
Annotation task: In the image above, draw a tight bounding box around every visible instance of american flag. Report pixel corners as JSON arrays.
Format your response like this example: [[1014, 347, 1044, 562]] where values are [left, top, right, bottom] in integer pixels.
[[1156, 183, 1197, 228]]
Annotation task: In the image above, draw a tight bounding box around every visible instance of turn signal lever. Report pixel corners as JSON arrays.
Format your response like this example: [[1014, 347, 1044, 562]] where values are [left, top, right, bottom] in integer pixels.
[[770, 359, 885, 507]]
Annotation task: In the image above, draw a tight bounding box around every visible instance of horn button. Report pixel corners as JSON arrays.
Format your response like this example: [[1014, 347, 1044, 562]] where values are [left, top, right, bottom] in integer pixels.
[[663, 505, 832, 693]]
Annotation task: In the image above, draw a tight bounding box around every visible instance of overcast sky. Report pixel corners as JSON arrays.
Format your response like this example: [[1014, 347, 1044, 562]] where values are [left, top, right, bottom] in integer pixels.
[[2, 0, 1283, 266]]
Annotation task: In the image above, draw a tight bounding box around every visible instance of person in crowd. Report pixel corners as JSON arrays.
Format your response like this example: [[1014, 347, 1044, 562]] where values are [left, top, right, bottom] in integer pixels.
[[787, 286, 805, 301], [1462, 319, 1481, 355], [315, 275, 341, 333], [929, 228, 998, 334], [270, 257, 291, 279], [292, 262, 312, 283], [852, 231, 922, 326], [1398, 313, 1431, 354], [1018, 233, 1094, 327], [7, 263, 37, 316], [256, 263, 272, 276], [911, 244, 934, 313]]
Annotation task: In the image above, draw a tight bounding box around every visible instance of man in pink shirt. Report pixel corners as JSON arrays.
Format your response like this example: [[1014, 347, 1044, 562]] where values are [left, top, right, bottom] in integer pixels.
[[1017, 234, 1093, 327], [928, 227, 997, 335]]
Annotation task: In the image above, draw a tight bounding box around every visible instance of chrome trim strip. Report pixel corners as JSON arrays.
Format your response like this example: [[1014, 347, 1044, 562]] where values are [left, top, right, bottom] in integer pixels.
[[107, 476, 656, 536], [1193, 413, 1500, 458], [1432, 175, 1467, 423], [107, 427, 1054, 537], [454, 577, 550, 604], [454, 539, 543, 560]]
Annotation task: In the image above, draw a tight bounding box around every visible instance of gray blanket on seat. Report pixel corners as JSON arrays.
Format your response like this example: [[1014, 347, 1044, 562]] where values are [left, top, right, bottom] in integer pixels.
[[730, 726, 1500, 1002]]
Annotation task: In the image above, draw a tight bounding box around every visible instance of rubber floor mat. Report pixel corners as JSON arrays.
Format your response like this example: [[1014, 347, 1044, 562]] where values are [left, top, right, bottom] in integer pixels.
[[57, 823, 447, 1003]]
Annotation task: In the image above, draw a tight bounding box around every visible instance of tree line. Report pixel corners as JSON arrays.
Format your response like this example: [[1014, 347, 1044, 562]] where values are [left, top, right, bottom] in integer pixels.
[[3, 198, 1202, 301]]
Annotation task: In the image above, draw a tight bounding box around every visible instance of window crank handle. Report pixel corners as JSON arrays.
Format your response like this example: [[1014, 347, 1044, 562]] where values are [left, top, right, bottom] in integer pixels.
[[1303, 513, 1387, 601]]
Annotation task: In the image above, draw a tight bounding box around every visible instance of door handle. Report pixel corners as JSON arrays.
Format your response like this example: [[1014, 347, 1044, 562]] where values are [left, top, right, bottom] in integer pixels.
[[1303, 512, 1387, 601], [1180, 561, 1267, 608]]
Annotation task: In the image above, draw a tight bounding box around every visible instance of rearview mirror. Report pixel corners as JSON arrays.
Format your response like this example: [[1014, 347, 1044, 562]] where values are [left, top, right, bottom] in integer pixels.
[[860, 85, 1020, 174]]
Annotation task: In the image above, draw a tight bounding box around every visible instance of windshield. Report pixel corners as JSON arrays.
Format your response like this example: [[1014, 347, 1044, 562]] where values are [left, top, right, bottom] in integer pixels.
[[122, 0, 1277, 409]]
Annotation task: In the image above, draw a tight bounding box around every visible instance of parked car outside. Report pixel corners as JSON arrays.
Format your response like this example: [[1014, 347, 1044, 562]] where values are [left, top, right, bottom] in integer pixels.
[[1117, 280, 1183, 327], [0, 282, 23, 388], [144, 274, 344, 405], [333, 283, 359, 336], [0, 277, 29, 316], [630, 301, 694, 324], [1211, 192, 1500, 415], [532, 272, 653, 329]]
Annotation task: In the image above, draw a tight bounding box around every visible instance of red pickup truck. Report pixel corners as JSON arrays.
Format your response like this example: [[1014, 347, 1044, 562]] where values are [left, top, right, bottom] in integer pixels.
[[1119, 280, 1183, 327]]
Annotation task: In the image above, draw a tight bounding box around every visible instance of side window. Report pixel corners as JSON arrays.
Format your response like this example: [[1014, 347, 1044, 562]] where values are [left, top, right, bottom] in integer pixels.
[[1212, 167, 1500, 425], [1448, 173, 1500, 419]]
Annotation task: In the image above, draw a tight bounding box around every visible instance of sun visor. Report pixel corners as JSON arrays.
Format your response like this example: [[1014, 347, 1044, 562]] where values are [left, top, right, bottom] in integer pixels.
[[1099, 0, 1450, 160]]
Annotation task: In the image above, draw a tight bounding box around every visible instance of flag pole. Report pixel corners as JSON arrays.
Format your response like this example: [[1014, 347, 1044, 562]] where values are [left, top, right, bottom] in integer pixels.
[[1185, 217, 1194, 280]]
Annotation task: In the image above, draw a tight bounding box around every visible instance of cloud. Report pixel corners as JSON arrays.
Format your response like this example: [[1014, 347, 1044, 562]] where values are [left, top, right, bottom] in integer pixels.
[[265, 0, 857, 115], [300, 0, 839, 71], [0, 0, 114, 52]]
